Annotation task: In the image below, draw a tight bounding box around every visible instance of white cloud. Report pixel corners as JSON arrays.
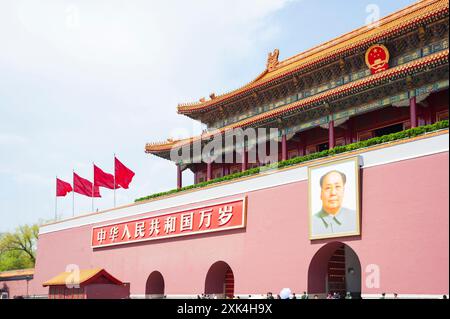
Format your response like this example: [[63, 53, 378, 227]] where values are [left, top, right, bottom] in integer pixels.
[[0, 133, 28, 145]]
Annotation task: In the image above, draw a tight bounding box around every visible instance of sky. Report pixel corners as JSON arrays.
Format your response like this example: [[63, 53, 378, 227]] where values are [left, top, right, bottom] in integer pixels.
[[0, 0, 416, 232]]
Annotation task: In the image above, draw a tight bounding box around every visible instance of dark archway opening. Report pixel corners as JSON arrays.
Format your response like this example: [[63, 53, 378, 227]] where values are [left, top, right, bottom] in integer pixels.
[[145, 271, 165, 299], [204, 261, 234, 299], [308, 242, 361, 298]]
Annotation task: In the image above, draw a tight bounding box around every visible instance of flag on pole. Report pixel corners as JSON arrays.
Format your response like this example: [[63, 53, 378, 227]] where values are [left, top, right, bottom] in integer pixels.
[[56, 178, 73, 197], [73, 172, 101, 197], [94, 164, 120, 189], [115, 157, 135, 189]]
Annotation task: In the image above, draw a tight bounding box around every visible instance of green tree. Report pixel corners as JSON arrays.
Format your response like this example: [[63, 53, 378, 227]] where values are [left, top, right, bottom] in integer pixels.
[[0, 250, 34, 271], [0, 224, 39, 271]]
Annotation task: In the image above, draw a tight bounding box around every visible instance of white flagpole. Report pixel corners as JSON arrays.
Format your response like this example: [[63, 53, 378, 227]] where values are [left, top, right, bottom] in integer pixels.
[[72, 169, 75, 217], [114, 153, 116, 208], [92, 162, 94, 212], [55, 176, 58, 221]]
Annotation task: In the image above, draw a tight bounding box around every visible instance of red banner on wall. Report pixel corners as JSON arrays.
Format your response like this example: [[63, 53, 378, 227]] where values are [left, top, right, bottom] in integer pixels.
[[91, 198, 247, 248]]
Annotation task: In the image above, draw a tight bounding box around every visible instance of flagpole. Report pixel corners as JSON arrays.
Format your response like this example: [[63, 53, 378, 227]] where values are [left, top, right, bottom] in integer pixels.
[[72, 169, 75, 217], [55, 176, 58, 221], [92, 162, 94, 212], [113, 153, 116, 208]]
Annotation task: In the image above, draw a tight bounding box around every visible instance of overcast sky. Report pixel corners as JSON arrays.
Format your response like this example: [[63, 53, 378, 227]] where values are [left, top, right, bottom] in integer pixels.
[[0, 0, 415, 232]]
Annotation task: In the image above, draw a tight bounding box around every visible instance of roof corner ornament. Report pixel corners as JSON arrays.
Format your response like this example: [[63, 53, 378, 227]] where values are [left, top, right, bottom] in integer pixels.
[[266, 48, 279, 71], [209, 92, 216, 100], [199, 97, 206, 102]]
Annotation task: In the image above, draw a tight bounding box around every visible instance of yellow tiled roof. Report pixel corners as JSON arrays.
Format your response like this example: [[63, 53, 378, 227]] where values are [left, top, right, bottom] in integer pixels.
[[0, 268, 34, 279], [146, 49, 449, 153], [42, 268, 123, 287], [177, 0, 448, 114]]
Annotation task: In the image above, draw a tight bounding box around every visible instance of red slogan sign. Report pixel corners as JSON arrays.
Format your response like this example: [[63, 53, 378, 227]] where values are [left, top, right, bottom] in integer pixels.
[[91, 198, 247, 248]]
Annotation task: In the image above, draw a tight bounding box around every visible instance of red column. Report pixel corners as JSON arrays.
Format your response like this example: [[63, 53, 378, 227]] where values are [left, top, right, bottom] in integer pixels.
[[430, 103, 436, 125], [299, 134, 307, 156], [206, 162, 212, 181], [328, 120, 335, 149], [345, 118, 353, 145], [177, 164, 182, 189], [281, 132, 287, 161], [424, 106, 432, 125], [297, 140, 303, 157], [410, 96, 418, 128], [351, 118, 356, 143], [241, 149, 247, 172]]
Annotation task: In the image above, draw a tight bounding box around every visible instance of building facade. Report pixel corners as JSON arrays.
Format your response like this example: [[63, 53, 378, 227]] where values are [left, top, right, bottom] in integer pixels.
[[30, 0, 449, 298], [0, 269, 34, 299]]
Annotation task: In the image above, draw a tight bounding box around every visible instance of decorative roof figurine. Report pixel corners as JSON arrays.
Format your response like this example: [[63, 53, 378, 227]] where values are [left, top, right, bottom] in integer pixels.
[[266, 48, 280, 71]]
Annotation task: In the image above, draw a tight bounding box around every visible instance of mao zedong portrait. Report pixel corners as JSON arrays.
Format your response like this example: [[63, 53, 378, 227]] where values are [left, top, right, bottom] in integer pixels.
[[312, 170, 357, 236]]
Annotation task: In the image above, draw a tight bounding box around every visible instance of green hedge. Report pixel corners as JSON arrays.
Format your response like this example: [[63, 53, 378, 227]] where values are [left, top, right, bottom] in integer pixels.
[[135, 120, 448, 202]]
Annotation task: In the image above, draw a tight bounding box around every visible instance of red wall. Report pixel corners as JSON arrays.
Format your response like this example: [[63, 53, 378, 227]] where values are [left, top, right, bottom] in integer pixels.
[[30, 150, 449, 297], [0, 279, 31, 298], [85, 283, 130, 299]]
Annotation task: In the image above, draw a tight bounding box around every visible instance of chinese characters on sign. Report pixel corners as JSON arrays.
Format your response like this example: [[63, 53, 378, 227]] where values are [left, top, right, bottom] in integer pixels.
[[91, 198, 246, 248]]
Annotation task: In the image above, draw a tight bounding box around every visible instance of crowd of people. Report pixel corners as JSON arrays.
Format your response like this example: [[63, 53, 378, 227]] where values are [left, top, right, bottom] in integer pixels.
[[265, 291, 352, 299], [195, 292, 449, 299]]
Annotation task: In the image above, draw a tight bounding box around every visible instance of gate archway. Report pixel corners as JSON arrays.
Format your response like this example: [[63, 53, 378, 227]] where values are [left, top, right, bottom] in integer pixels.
[[145, 271, 165, 299], [308, 242, 361, 298], [204, 261, 234, 299]]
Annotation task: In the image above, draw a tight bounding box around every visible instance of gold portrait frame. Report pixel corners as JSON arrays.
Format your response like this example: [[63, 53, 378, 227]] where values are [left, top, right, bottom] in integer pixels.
[[308, 156, 361, 240]]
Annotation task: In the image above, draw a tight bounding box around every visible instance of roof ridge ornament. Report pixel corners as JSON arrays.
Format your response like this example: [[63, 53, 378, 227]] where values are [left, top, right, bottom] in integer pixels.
[[266, 48, 280, 72]]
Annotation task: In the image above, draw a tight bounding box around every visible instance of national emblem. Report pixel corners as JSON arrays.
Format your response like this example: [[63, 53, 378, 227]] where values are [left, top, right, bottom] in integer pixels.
[[365, 44, 390, 75]]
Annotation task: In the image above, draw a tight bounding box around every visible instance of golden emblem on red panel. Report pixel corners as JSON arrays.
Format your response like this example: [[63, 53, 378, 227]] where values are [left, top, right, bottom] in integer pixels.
[[365, 44, 390, 74]]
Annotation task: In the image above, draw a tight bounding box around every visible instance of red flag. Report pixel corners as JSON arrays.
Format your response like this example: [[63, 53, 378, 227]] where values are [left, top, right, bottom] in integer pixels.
[[94, 164, 120, 189], [73, 172, 101, 197], [56, 178, 72, 197], [115, 157, 135, 189]]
